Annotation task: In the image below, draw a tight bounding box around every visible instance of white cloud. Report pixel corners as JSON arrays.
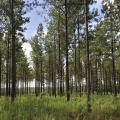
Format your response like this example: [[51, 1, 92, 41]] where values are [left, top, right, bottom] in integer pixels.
[[22, 42, 32, 56], [22, 42, 32, 65]]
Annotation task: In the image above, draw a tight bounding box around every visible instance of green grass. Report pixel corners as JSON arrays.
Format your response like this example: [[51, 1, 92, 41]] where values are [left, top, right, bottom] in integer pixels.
[[0, 94, 120, 120]]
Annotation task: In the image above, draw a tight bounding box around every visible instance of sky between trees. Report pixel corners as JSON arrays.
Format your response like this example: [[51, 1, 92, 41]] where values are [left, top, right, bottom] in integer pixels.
[[22, 0, 103, 62]]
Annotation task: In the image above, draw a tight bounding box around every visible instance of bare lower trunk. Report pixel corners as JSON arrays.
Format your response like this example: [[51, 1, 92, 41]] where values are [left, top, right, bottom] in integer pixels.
[[84, 0, 91, 112]]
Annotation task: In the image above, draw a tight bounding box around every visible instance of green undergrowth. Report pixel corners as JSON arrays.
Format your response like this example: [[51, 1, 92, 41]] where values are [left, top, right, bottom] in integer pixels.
[[0, 94, 120, 120]]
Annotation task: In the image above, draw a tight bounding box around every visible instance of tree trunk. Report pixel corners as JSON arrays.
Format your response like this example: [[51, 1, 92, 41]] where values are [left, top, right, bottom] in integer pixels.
[[40, 60, 43, 93], [74, 33, 77, 93], [54, 37, 56, 97], [11, 0, 16, 102], [111, 36, 117, 96], [65, 0, 70, 101], [6, 33, 10, 96], [0, 52, 1, 96], [48, 51, 51, 95], [84, 0, 91, 112], [35, 59, 39, 96]]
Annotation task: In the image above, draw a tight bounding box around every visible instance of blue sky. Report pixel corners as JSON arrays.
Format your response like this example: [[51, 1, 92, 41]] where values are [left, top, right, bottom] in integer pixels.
[[22, 0, 49, 61], [23, 0, 48, 40], [22, 0, 103, 61], [23, 0, 102, 40]]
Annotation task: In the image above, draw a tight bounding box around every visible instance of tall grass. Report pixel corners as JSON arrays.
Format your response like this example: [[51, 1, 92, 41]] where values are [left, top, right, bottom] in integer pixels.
[[0, 94, 120, 120]]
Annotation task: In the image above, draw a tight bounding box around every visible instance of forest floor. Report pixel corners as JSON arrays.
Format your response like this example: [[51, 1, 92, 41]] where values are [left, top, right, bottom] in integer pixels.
[[0, 94, 120, 120]]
